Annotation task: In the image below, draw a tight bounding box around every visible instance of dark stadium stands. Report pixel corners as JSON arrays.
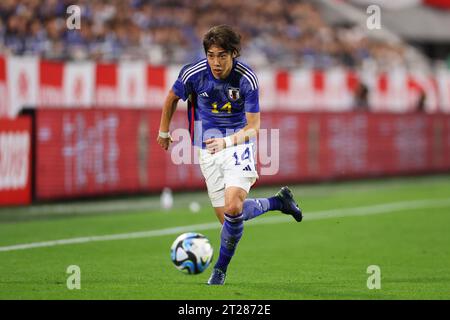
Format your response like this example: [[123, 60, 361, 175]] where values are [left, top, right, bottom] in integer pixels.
[[0, 0, 410, 69]]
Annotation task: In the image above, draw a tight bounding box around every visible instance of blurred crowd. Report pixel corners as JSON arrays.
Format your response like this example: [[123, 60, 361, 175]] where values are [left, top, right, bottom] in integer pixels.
[[0, 0, 414, 69]]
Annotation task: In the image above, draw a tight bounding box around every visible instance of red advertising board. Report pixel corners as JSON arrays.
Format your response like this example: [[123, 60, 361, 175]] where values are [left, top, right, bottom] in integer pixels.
[[0, 117, 32, 205], [256, 112, 450, 185], [34, 109, 450, 200], [35, 109, 204, 200]]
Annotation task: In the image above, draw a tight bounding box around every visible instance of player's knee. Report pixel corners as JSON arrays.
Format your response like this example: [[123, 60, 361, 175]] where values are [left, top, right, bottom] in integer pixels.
[[225, 200, 243, 215]]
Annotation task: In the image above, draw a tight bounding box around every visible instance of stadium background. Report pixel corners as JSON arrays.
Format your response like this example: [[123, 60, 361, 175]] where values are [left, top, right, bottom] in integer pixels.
[[0, 0, 450, 300]]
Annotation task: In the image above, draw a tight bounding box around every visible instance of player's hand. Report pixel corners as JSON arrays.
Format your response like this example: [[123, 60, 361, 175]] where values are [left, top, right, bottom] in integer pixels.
[[205, 138, 225, 154], [157, 135, 173, 151]]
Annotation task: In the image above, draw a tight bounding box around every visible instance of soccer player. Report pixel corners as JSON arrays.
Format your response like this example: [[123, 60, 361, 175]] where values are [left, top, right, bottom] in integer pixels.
[[157, 25, 303, 285]]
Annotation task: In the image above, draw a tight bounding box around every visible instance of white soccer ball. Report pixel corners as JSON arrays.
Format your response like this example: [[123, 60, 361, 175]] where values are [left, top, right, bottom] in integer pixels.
[[170, 232, 214, 274]]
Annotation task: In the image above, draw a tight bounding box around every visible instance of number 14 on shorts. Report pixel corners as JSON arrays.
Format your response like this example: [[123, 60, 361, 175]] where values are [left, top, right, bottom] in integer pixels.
[[227, 144, 257, 177], [233, 147, 251, 166]]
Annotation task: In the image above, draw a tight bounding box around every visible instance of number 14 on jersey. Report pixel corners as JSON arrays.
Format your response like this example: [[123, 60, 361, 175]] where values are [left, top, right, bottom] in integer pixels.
[[212, 102, 232, 114]]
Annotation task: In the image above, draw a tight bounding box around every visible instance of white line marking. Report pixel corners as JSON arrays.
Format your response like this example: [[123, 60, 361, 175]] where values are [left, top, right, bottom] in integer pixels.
[[1, 198, 449, 252]]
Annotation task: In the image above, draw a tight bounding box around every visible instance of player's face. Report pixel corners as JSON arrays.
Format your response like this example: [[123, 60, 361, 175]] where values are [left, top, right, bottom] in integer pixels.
[[206, 45, 234, 80]]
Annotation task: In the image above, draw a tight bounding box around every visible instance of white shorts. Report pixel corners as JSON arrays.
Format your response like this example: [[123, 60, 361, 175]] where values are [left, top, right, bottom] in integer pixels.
[[198, 143, 259, 207]]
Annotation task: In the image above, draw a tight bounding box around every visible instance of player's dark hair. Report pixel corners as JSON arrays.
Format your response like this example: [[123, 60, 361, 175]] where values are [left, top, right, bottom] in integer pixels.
[[203, 25, 241, 57]]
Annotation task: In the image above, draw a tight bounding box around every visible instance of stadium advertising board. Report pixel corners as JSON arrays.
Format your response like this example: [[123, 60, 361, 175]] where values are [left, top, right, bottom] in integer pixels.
[[0, 117, 32, 205], [35, 109, 450, 200], [257, 112, 450, 186], [35, 109, 204, 200]]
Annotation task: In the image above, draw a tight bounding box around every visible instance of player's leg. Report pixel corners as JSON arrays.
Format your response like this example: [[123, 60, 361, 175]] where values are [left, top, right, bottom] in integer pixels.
[[242, 187, 303, 222], [212, 188, 303, 223], [198, 147, 228, 224], [213, 207, 225, 225], [224, 186, 247, 215], [241, 193, 282, 221], [206, 185, 226, 225], [208, 186, 247, 285], [219, 143, 302, 222]]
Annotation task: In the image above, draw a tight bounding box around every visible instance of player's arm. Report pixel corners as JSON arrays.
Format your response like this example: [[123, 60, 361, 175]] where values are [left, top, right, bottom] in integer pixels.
[[205, 112, 260, 154], [157, 89, 180, 151], [229, 112, 260, 145]]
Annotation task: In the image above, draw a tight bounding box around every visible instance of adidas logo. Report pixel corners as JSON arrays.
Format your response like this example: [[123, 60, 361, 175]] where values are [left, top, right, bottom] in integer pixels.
[[243, 165, 252, 171], [200, 92, 209, 97]]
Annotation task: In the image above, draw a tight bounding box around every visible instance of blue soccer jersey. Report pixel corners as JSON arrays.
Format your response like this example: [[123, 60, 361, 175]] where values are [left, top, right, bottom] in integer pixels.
[[172, 58, 259, 149]]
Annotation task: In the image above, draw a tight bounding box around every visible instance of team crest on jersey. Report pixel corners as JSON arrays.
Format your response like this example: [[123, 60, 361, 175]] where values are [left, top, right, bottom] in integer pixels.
[[227, 87, 240, 101]]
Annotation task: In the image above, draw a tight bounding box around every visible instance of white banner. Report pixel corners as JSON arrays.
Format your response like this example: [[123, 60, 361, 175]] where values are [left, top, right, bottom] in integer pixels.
[[7, 56, 39, 117], [1, 55, 450, 117], [64, 62, 95, 107], [435, 68, 450, 113], [118, 61, 147, 107]]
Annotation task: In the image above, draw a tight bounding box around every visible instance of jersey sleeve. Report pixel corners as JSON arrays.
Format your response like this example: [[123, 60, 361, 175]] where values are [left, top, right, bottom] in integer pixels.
[[172, 65, 193, 101], [242, 79, 260, 113]]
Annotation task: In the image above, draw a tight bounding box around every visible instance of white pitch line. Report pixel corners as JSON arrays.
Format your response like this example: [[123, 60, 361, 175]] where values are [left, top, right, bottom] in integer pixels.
[[1, 198, 450, 252]]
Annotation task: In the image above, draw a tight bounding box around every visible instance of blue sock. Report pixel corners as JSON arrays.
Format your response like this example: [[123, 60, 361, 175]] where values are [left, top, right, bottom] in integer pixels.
[[214, 213, 244, 273], [242, 197, 283, 221], [267, 196, 283, 211]]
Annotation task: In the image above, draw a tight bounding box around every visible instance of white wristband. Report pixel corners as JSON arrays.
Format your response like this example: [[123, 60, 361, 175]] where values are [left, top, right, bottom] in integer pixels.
[[159, 131, 170, 139], [224, 136, 233, 148]]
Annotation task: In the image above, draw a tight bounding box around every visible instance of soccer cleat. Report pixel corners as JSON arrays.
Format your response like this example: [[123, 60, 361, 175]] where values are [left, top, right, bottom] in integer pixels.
[[276, 186, 303, 222], [207, 268, 226, 285]]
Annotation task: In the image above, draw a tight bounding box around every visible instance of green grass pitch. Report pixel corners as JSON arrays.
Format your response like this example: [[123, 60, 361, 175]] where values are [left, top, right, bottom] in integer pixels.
[[1, 175, 449, 300]]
